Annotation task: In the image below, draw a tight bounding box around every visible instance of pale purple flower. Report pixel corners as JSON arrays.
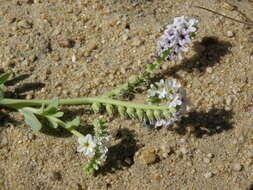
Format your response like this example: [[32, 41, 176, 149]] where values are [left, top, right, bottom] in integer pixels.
[[156, 16, 198, 62], [165, 79, 181, 92], [167, 93, 183, 108], [154, 113, 181, 128], [178, 31, 192, 45]]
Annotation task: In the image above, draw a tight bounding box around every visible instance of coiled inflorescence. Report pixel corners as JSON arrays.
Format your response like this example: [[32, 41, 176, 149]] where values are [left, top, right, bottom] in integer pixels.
[[157, 16, 198, 61], [90, 79, 187, 129], [146, 79, 187, 128], [91, 100, 174, 123]]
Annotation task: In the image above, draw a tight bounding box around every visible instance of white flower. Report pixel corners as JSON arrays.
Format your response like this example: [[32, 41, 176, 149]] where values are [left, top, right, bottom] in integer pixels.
[[148, 79, 182, 100], [145, 79, 188, 128], [77, 134, 97, 158], [184, 18, 198, 33], [155, 79, 165, 87], [157, 88, 168, 99], [167, 93, 182, 108], [147, 88, 158, 97], [95, 135, 111, 149], [173, 16, 187, 27], [165, 79, 181, 92]]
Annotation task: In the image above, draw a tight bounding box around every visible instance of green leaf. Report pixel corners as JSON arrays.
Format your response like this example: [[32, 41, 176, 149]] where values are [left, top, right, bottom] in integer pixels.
[[0, 72, 11, 85], [19, 109, 42, 131], [47, 118, 59, 129], [66, 117, 80, 129], [38, 103, 45, 114], [0, 89, 4, 100], [43, 98, 59, 115], [51, 112, 64, 118], [169, 107, 177, 113], [147, 97, 161, 104]]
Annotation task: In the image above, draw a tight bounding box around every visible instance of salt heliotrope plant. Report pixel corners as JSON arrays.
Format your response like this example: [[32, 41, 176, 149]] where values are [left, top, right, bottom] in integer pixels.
[[0, 16, 198, 174]]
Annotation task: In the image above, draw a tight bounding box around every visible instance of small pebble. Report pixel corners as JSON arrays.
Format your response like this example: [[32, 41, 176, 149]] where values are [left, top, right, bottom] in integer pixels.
[[180, 147, 188, 154], [0, 136, 8, 148], [58, 39, 75, 48], [204, 172, 214, 178], [227, 31, 234, 38], [247, 152, 253, 159], [26, 94, 33, 100], [50, 171, 62, 181], [222, 2, 236, 11], [179, 138, 187, 144], [71, 55, 76, 63], [225, 96, 233, 106], [207, 153, 214, 158], [28, 133, 36, 140], [18, 20, 33, 29], [26, 0, 34, 4], [122, 34, 129, 41], [131, 38, 143, 47], [160, 144, 172, 159], [203, 157, 211, 163], [124, 157, 133, 166], [206, 67, 213, 73], [232, 163, 243, 171], [152, 173, 162, 181], [138, 149, 157, 165]]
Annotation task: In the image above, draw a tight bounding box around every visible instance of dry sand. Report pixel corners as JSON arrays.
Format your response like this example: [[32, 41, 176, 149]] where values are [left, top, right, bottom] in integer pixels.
[[0, 0, 253, 189]]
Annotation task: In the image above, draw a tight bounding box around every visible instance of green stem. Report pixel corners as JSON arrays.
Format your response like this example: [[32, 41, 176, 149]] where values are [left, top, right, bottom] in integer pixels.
[[47, 116, 84, 138], [0, 97, 169, 111], [101, 59, 162, 98]]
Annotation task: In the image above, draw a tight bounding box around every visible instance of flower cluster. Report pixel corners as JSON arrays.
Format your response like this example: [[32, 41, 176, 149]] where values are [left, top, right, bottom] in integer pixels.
[[146, 79, 187, 128], [157, 16, 198, 61], [77, 119, 111, 173]]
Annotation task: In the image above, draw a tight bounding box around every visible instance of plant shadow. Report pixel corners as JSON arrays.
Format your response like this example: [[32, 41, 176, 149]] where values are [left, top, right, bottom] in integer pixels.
[[162, 36, 232, 78], [97, 128, 139, 175], [174, 108, 234, 138], [14, 82, 45, 94], [0, 109, 18, 135], [1, 73, 45, 99], [248, 183, 253, 190], [5, 74, 30, 86]]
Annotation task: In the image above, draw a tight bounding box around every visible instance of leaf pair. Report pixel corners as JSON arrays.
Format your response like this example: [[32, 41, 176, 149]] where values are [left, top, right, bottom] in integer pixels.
[[19, 98, 80, 131]]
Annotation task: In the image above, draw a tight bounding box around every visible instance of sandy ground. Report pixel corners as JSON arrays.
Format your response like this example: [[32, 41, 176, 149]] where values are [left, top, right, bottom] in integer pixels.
[[0, 0, 253, 189]]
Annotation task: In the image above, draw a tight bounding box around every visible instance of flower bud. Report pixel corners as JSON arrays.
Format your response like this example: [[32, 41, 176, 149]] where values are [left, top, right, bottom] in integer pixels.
[[154, 110, 162, 120], [91, 102, 102, 113], [136, 109, 144, 121], [118, 106, 126, 117], [126, 107, 136, 119], [163, 110, 171, 118], [146, 110, 155, 121], [106, 104, 114, 116]]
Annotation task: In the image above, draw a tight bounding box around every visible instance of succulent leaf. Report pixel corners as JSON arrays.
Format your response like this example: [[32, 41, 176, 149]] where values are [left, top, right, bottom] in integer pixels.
[[136, 109, 145, 120], [118, 106, 126, 117], [105, 104, 114, 116], [146, 110, 155, 122], [126, 107, 136, 119], [92, 102, 102, 113]]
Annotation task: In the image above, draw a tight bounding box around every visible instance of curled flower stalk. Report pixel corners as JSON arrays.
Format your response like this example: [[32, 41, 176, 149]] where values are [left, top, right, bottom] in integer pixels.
[[78, 119, 111, 174], [146, 79, 187, 128], [0, 96, 176, 123], [103, 16, 198, 99]]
